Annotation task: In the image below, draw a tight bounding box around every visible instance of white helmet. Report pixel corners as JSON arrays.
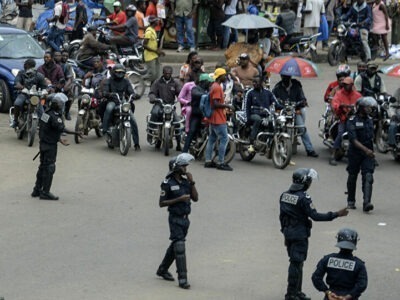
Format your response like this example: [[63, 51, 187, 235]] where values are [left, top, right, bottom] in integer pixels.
[[113, 1, 122, 7]]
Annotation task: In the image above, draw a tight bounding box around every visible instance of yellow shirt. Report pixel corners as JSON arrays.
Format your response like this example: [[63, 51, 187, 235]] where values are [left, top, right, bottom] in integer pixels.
[[144, 26, 158, 62]]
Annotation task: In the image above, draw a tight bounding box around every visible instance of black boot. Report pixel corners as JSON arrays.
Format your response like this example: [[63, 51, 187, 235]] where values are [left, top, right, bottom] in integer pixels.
[[346, 174, 358, 209], [286, 261, 303, 300], [11, 106, 20, 128], [31, 187, 41, 197], [40, 165, 58, 200], [64, 100, 72, 120], [362, 173, 374, 212], [174, 241, 190, 289], [39, 191, 59, 200], [156, 244, 175, 281]]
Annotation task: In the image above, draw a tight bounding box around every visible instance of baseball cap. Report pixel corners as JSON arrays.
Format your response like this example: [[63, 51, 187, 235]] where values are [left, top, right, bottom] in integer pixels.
[[213, 68, 227, 80], [199, 73, 214, 82], [342, 77, 354, 85], [148, 16, 159, 24]]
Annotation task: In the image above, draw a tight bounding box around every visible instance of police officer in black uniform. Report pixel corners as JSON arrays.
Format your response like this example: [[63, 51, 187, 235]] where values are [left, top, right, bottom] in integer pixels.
[[32, 95, 82, 200], [157, 153, 198, 289], [312, 228, 368, 300], [279, 168, 348, 300], [346, 97, 377, 212]]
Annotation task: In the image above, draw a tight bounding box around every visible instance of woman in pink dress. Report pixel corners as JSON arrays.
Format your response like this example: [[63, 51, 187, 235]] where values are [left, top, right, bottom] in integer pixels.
[[371, 0, 392, 60], [178, 81, 196, 133]]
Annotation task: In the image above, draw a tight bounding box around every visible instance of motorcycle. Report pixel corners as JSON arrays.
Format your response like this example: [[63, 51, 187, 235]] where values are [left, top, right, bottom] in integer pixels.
[[233, 105, 292, 169], [9, 86, 47, 147], [74, 87, 102, 143], [180, 120, 236, 164], [278, 100, 304, 155], [318, 104, 354, 161], [328, 22, 379, 66], [146, 98, 185, 156], [104, 93, 134, 156], [280, 33, 321, 62]]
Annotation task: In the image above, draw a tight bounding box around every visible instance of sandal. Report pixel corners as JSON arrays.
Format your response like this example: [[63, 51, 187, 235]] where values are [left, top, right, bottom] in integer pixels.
[[383, 54, 391, 61]]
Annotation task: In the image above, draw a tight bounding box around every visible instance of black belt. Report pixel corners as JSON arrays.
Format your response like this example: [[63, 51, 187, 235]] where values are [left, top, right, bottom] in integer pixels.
[[171, 214, 188, 219]]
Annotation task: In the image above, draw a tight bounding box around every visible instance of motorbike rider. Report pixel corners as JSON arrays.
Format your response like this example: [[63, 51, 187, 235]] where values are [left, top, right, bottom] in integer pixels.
[[324, 64, 351, 103], [312, 228, 368, 299], [275, 2, 296, 49], [11, 59, 48, 128], [108, 5, 139, 54], [341, 0, 373, 62], [354, 63, 387, 97], [387, 88, 400, 150], [243, 76, 282, 152], [37, 51, 65, 93], [329, 77, 362, 166], [54, 50, 75, 120], [81, 57, 107, 108], [279, 168, 348, 300], [272, 74, 319, 158], [182, 74, 214, 153], [95, 1, 126, 36], [148, 66, 183, 151], [346, 97, 377, 211], [100, 64, 141, 151], [231, 53, 260, 87], [351, 61, 367, 81]]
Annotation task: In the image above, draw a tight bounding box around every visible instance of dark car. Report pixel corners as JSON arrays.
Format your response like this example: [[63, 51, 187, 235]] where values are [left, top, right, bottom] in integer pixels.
[[0, 24, 44, 113]]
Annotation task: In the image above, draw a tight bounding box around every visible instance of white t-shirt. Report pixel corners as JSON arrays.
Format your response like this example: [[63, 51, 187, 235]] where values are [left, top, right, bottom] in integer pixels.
[[303, 0, 325, 28], [54, 1, 66, 30], [224, 0, 238, 15]]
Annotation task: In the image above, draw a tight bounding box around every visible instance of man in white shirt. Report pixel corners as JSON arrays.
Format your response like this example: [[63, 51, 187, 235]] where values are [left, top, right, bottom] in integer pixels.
[[302, 0, 325, 36], [46, 0, 67, 52], [222, 0, 238, 49]]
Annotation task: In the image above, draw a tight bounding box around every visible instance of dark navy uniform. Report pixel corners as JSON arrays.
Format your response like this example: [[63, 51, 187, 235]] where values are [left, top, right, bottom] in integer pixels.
[[34, 109, 65, 197], [312, 252, 368, 299], [280, 190, 339, 299], [346, 114, 375, 209]]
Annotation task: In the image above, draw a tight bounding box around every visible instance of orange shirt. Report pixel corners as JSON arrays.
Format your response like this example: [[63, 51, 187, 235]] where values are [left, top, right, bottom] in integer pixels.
[[136, 11, 145, 38], [146, 2, 161, 32], [108, 11, 127, 35], [209, 82, 226, 125]]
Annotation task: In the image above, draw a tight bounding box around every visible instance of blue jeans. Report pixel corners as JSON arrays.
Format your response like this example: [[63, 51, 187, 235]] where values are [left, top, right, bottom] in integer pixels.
[[222, 14, 238, 49], [333, 122, 346, 149], [205, 123, 228, 164], [47, 26, 64, 52], [175, 16, 195, 48], [388, 121, 398, 146], [295, 108, 314, 153]]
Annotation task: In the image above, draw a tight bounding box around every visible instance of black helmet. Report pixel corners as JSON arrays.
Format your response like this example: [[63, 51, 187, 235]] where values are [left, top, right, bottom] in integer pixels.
[[356, 96, 377, 114], [166, 153, 194, 177], [111, 64, 126, 80], [49, 93, 67, 111], [290, 168, 318, 191], [336, 228, 359, 250], [126, 4, 137, 12]]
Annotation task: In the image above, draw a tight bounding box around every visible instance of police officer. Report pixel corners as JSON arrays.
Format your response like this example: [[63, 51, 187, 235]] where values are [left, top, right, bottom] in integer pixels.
[[280, 168, 348, 300], [312, 228, 368, 300], [346, 97, 377, 212], [157, 153, 198, 289], [32, 95, 82, 200]]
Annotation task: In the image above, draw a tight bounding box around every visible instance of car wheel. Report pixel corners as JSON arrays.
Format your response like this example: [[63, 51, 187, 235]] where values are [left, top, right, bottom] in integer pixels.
[[0, 79, 12, 113]]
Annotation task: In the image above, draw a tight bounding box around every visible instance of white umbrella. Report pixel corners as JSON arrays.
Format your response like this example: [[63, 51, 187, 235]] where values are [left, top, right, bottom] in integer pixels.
[[222, 13, 283, 42]]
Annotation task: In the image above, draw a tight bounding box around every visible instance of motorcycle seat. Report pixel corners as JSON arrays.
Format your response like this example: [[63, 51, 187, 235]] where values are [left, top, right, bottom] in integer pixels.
[[285, 35, 311, 45]]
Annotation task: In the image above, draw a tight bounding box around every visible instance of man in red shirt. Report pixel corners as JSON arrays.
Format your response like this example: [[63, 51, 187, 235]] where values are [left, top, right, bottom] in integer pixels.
[[97, 1, 126, 36], [146, 0, 162, 38], [204, 68, 234, 171], [324, 64, 351, 103], [329, 77, 362, 165]]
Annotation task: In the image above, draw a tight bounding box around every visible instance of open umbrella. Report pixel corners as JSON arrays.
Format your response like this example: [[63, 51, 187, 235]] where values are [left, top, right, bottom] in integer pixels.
[[380, 63, 400, 77], [222, 13, 283, 42], [265, 56, 319, 78]]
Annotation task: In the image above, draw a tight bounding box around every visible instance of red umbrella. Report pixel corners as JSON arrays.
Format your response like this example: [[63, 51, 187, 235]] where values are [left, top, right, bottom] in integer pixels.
[[265, 56, 319, 78], [380, 63, 400, 77]]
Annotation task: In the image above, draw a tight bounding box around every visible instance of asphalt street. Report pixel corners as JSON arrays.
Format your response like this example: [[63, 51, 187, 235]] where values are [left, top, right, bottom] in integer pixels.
[[0, 63, 399, 300]]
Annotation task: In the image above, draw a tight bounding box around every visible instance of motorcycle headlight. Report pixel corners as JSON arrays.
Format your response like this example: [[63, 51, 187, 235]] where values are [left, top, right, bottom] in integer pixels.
[[11, 69, 19, 77], [337, 25, 345, 34], [277, 115, 286, 124], [164, 105, 173, 114], [122, 102, 131, 113], [30, 96, 40, 106], [81, 94, 90, 105]]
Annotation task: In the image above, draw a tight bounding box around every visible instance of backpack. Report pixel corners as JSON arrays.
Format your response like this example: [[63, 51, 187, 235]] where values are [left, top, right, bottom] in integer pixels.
[[59, 2, 69, 25], [200, 93, 213, 118]]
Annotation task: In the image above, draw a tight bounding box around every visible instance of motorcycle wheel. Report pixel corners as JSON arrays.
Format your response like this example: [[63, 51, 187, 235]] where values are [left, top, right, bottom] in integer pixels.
[[392, 150, 400, 161], [27, 116, 37, 147], [69, 44, 81, 60], [327, 43, 343, 66], [128, 72, 145, 97], [212, 138, 236, 164], [75, 115, 84, 144], [272, 136, 292, 169], [95, 127, 103, 138], [375, 121, 388, 153], [163, 126, 170, 156], [129, 61, 148, 75], [238, 144, 256, 161], [310, 48, 318, 63], [120, 126, 132, 156]]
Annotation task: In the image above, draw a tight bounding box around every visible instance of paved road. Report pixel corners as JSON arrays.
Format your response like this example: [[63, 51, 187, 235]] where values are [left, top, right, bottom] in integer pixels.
[[0, 63, 399, 300]]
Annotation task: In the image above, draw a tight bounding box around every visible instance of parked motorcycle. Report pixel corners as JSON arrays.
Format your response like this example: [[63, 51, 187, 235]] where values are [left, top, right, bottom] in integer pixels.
[[280, 33, 321, 62], [74, 87, 102, 143], [181, 120, 236, 164], [146, 98, 185, 156], [233, 106, 292, 169], [9, 86, 47, 147], [104, 93, 134, 156], [328, 22, 379, 66]]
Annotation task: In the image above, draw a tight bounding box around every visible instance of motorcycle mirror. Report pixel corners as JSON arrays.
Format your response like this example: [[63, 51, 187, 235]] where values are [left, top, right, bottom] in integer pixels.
[[389, 96, 397, 103]]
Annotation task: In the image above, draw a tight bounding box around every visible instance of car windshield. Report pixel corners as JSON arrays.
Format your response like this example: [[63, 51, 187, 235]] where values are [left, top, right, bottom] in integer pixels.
[[0, 33, 44, 59]]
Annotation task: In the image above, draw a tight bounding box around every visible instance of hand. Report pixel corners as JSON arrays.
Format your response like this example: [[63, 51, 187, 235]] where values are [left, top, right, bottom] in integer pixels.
[[185, 172, 194, 183], [180, 194, 191, 202], [365, 149, 375, 158], [157, 49, 166, 56], [60, 138, 70, 146], [336, 207, 349, 217]]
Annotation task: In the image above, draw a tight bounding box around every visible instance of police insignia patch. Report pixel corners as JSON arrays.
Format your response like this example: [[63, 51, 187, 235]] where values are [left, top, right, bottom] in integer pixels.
[[57, 118, 62, 123], [160, 190, 166, 196], [310, 203, 315, 209], [41, 113, 50, 123]]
